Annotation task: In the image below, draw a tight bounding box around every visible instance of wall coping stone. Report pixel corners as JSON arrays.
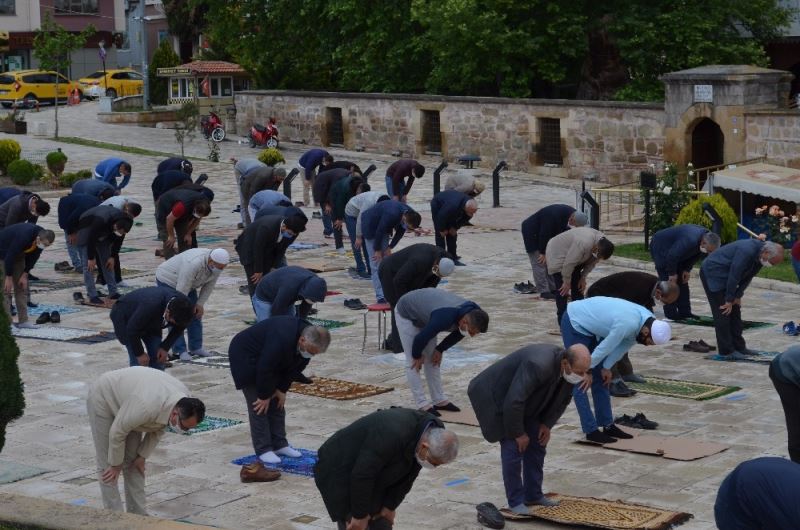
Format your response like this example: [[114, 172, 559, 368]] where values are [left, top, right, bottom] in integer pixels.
[[237, 90, 665, 110]]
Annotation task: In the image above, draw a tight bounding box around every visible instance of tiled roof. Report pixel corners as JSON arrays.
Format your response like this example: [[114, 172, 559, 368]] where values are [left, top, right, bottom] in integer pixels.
[[178, 61, 248, 75]]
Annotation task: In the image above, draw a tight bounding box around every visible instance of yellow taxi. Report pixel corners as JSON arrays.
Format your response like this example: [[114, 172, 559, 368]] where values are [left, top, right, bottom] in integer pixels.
[[78, 68, 144, 99], [0, 69, 82, 108]]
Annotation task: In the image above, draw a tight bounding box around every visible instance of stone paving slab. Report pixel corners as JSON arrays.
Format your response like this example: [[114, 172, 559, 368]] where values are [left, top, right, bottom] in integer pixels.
[[0, 104, 796, 529]]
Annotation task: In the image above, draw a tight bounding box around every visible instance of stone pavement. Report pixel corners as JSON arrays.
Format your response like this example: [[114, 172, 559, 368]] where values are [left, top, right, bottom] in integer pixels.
[[0, 102, 797, 529]]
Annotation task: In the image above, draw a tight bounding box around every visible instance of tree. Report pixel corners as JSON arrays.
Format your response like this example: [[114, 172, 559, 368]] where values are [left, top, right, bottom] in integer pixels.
[[0, 290, 25, 453], [33, 13, 95, 139], [174, 101, 198, 157], [149, 39, 181, 105]]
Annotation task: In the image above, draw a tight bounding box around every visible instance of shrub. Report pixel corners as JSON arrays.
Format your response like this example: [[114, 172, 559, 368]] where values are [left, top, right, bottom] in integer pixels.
[[0, 139, 21, 174], [644, 162, 694, 235], [258, 147, 285, 166], [0, 289, 25, 453], [46, 150, 68, 177], [7, 160, 40, 185], [675, 193, 739, 243], [149, 39, 181, 105], [59, 168, 91, 188]]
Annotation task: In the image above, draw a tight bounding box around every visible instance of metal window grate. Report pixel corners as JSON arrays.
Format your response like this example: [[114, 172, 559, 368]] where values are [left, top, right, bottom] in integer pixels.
[[421, 110, 442, 154], [326, 107, 344, 146], [539, 118, 563, 165]]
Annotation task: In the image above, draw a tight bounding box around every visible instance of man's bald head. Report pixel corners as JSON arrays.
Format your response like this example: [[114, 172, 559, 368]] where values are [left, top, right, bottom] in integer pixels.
[[465, 199, 479, 216], [564, 344, 591, 376]]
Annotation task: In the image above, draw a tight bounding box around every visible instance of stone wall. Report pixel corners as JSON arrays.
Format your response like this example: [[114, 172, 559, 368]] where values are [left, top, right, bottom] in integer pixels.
[[745, 111, 800, 169], [236, 90, 665, 183]]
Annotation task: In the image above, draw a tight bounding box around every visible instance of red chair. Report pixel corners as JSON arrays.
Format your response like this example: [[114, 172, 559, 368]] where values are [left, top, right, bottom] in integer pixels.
[[362, 302, 391, 354]]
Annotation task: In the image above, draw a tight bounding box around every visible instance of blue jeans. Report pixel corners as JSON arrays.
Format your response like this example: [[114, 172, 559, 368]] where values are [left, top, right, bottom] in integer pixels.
[[321, 208, 334, 236], [252, 297, 297, 322], [345, 214, 370, 274], [561, 314, 612, 434], [125, 334, 165, 370], [156, 279, 202, 354], [500, 420, 546, 507], [365, 235, 389, 301], [64, 232, 82, 270], [385, 175, 394, 197], [80, 242, 117, 299], [793, 256, 800, 283]]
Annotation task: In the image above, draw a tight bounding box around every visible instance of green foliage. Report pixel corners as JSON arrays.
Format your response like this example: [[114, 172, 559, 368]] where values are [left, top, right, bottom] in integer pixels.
[[0, 139, 21, 174], [0, 289, 25, 453], [644, 163, 694, 235], [676, 193, 739, 243], [59, 169, 92, 188], [174, 102, 199, 157], [257, 147, 286, 167], [7, 160, 40, 185], [207, 139, 220, 162], [45, 150, 67, 166], [149, 39, 182, 105], [182, 0, 792, 100]]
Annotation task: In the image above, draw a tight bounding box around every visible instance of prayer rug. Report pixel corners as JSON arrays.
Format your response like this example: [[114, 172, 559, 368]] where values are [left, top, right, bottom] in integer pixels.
[[500, 494, 692, 530], [576, 430, 728, 461], [78, 299, 115, 309], [27, 304, 81, 316], [118, 247, 144, 253], [196, 235, 229, 245], [306, 317, 353, 329], [289, 242, 324, 250], [28, 278, 85, 292], [11, 325, 116, 344], [289, 377, 393, 400], [231, 448, 317, 478], [704, 351, 779, 364], [438, 408, 480, 427], [626, 376, 740, 400], [0, 460, 51, 485], [291, 259, 347, 273], [369, 350, 500, 370], [678, 315, 773, 330], [179, 352, 230, 369], [183, 416, 243, 435]]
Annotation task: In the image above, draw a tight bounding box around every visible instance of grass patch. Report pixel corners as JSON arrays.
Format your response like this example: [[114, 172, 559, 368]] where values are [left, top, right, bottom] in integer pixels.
[[613, 242, 798, 284], [56, 137, 205, 161]]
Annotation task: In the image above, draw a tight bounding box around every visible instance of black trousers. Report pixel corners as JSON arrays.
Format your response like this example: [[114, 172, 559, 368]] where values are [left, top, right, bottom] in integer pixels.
[[378, 267, 403, 353], [96, 234, 124, 284], [552, 267, 584, 326], [435, 231, 458, 259], [611, 353, 634, 379], [769, 363, 800, 463], [700, 269, 746, 355], [656, 267, 693, 319], [337, 516, 392, 530]]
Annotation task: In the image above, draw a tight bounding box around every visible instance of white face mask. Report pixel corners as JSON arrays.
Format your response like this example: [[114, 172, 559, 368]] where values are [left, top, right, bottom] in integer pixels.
[[303, 298, 315, 305], [166, 418, 187, 435], [591, 251, 599, 259], [299, 348, 313, 359], [563, 370, 584, 385], [416, 454, 435, 469], [458, 325, 468, 337], [36, 242, 46, 250], [760, 258, 772, 268], [699, 246, 708, 254], [193, 212, 202, 219], [114, 230, 125, 238]]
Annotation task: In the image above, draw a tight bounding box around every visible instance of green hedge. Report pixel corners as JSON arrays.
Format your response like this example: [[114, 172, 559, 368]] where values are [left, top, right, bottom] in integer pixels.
[[675, 193, 739, 243], [0, 290, 25, 453]]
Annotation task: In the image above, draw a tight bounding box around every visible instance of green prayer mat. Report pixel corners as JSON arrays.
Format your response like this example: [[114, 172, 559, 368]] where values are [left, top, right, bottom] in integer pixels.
[[183, 416, 243, 435], [243, 317, 353, 329], [678, 315, 773, 330], [627, 376, 740, 400], [118, 247, 144, 253], [0, 460, 51, 484]]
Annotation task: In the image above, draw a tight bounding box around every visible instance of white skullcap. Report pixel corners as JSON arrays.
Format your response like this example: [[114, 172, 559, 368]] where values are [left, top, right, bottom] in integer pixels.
[[438, 258, 455, 277], [210, 248, 230, 265], [650, 319, 671, 345]]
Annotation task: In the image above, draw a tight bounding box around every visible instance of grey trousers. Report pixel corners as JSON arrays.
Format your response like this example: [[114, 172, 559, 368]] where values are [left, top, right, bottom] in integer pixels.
[[527, 252, 555, 293], [86, 392, 147, 514], [1, 256, 28, 324], [242, 385, 288, 456]]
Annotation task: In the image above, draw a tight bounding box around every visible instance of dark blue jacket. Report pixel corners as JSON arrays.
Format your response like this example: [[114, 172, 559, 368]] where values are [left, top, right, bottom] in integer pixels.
[[411, 301, 479, 359], [521, 204, 575, 254], [715, 457, 800, 530], [254, 204, 297, 221], [299, 149, 329, 172], [95, 157, 130, 190], [313, 168, 350, 206], [110, 286, 190, 357], [0, 223, 43, 276], [72, 178, 116, 199], [700, 239, 764, 302], [361, 200, 409, 251], [157, 157, 191, 175], [227, 316, 311, 399], [650, 223, 709, 276], [151, 169, 192, 201], [0, 187, 21, 205], [254, 266, 327, 317], [57, 193, 100, 234], [430, 189, 472, 231]]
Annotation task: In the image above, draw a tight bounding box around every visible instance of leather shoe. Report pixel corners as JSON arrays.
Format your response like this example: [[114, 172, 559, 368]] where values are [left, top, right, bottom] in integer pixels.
[[609, 380, 636, 397], [240, 461, 281, 483], [476, 502, 504, 529], [434, 402, 461, 412], [622, 373, 646, 384], [603, 423, 634, 439], [294, 373, 313, 384], [50, 311, 61, 324], [35, 312, 50, 324]]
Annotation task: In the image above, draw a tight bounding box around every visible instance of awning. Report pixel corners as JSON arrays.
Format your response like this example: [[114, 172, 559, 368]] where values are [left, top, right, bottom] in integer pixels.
[[710, 162, 800, 203]]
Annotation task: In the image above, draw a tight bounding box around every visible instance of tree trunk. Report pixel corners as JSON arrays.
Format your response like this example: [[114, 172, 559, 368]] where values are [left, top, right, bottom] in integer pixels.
[[575, 19, 629, 101], [54, 59, 60, 139]]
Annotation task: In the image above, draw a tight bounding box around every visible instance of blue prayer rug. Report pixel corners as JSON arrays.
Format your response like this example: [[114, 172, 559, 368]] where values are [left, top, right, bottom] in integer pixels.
[[196, 235, 229, 245], [27, 304, 82, 316], [232, 448, 317, 478], [704, 351, 779, 364]]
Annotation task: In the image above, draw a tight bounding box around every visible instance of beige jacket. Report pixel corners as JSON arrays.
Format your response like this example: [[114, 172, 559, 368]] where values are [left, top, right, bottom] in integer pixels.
[[155, 248, 219, 306], [87, 367, 188, 466], [545, 226, 604, 279]]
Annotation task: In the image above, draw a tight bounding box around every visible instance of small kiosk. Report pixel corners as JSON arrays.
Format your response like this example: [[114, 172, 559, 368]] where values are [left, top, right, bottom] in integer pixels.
[[157, 60, 250, 116]]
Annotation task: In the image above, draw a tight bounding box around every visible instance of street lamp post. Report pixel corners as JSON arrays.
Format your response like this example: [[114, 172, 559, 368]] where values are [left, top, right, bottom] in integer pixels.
[[98, 39, 107, 95]]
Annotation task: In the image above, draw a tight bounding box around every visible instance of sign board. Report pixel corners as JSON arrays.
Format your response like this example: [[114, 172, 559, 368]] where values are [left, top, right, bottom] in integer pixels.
[[157, 66, 192, 76], [694, 84, 713, 103], [0, 31, 8, 53]]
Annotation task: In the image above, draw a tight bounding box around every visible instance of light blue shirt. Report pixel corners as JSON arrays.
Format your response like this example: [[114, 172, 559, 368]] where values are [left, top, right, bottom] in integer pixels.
[[249, 190, 290, 212], [566, 296, 653, 369]]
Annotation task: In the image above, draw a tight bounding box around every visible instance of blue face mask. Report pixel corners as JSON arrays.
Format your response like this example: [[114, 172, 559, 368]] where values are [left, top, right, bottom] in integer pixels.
[[281, 230, 294, 240]]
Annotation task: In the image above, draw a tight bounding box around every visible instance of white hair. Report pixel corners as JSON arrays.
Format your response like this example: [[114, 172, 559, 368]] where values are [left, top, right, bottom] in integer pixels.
[[423, 428, 459, 463], [762, 241, 783, 260], [301, 325, 331, 352]]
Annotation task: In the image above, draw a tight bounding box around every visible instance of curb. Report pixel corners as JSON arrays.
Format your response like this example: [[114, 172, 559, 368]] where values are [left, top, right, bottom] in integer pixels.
[[0, 492, 222, 530], [607, 256, 800, 295]]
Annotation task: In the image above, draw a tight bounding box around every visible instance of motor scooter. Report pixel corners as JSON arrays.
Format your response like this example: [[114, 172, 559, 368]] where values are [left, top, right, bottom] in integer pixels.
[[248, 117, 279, 148], [201, 110, 225, 142]]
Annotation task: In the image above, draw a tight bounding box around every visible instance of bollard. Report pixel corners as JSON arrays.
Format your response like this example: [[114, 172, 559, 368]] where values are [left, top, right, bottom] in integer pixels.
[[492, 161, 508, 208], [363, 164, 377, 180], [580, 190, 600, 230], [433, 160, 448, 195], [283, 168, 299, 200], [643, 188, 651, 250]]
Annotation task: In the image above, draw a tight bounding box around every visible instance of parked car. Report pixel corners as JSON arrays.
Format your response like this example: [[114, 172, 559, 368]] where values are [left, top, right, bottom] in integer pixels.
[[0, 69, 82, 108], [78, 69, 144, 99]]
